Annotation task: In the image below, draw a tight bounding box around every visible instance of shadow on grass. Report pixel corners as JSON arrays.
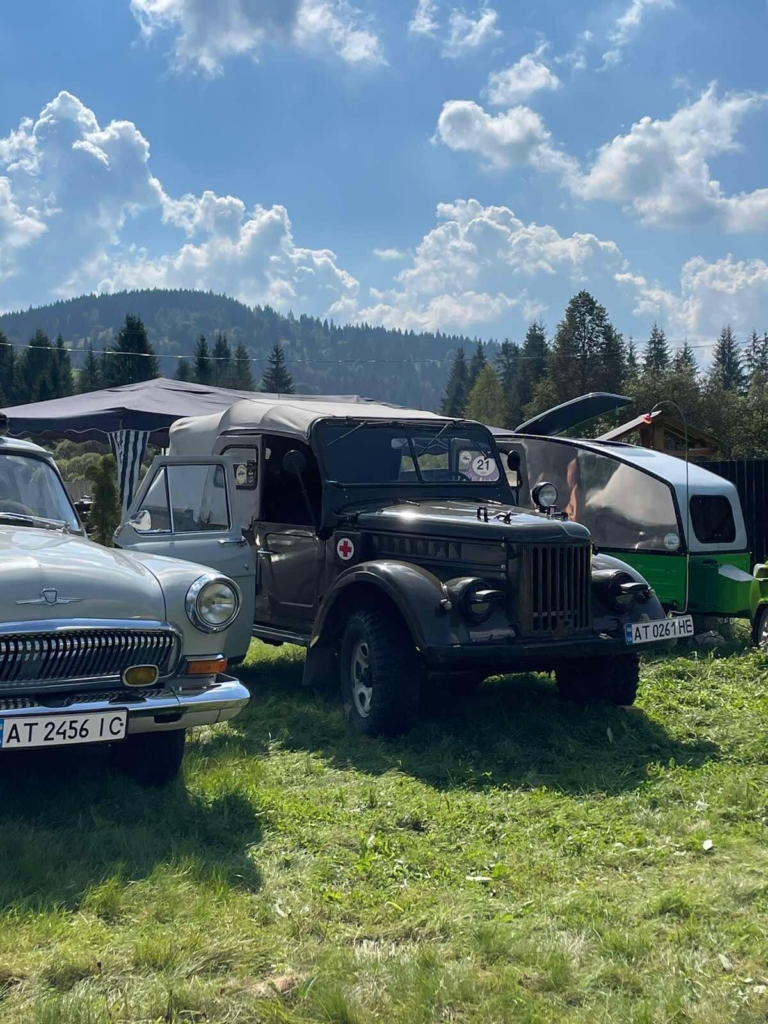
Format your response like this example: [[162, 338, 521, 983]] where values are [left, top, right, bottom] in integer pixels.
[[211, 650, 719, 796], [0, 743, 262, 913]]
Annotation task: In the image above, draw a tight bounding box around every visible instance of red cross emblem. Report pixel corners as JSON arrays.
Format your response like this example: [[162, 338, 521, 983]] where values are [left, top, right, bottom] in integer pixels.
[[337, 537, 355, 561]]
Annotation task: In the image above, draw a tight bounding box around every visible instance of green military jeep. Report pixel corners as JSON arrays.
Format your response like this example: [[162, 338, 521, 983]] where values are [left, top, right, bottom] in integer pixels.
[[115, 399, 688, 735]]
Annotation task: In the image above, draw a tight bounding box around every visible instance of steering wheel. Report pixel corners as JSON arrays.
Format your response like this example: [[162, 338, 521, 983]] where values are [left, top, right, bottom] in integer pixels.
[[0, 500, 36, 516]]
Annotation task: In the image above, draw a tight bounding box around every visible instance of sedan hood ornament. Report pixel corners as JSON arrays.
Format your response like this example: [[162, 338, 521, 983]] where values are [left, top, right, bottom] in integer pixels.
[[16, 589, 83, 607]]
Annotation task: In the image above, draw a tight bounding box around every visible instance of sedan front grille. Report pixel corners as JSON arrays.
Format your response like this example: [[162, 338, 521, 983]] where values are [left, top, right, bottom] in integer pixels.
[[520, 543, 591, 637], [0, 628, 179, 692]]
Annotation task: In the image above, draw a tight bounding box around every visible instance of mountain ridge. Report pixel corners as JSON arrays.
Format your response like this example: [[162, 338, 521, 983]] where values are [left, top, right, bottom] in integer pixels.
[[0, 289, 493, 410]]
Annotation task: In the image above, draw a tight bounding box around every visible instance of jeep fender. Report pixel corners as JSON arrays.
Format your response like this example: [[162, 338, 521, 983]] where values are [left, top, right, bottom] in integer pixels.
[[312, 560, 452, 654]]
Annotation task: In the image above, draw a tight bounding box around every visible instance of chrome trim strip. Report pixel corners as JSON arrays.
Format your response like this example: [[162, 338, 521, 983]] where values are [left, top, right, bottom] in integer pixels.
[[0, 619, 177, 636]]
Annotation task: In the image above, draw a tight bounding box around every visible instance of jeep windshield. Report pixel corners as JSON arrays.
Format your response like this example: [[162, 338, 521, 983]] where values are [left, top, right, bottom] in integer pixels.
[[318, 422, 502, 485], [0, 454, 80, 531]]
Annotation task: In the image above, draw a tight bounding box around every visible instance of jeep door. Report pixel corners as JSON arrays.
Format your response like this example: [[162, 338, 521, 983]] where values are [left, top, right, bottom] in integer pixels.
[[115, 456, 256, 662]]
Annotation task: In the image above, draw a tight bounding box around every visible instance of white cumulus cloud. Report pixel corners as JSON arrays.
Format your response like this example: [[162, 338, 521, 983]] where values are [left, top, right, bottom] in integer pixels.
[[602, 0, 675, 68], [618, 255, 768, 340], [572, 85, 768, 230], [372, 247, 408, 260], [0, 92, 359, 316], [486, 49, 560, 106], [130, 0, 384, 74], [359, 198, 623, 332], [408, 0, 439, 37], [443, 7, 501, 57]]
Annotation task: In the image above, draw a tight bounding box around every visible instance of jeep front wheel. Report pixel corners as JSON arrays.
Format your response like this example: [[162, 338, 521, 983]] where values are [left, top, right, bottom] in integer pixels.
[[555, 654, 639, 707], [340, 607, 420, 735], [111, 729, 187, 786]]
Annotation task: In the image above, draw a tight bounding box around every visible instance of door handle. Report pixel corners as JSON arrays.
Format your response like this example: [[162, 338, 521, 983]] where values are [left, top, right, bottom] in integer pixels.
[[218, 537, 248, 547]]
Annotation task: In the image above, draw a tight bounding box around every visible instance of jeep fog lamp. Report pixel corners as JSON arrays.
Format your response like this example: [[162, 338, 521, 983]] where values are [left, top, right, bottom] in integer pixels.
[[186, 575, 240, 633], [532, 481, 558, 510]]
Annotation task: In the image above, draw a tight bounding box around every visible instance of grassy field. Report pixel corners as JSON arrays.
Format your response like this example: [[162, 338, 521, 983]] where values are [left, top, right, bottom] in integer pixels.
[[2, 639, 768, 1023]]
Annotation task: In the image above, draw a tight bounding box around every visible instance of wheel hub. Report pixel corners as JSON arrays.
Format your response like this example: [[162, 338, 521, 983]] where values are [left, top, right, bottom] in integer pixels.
[[351, 640, 372, 718]]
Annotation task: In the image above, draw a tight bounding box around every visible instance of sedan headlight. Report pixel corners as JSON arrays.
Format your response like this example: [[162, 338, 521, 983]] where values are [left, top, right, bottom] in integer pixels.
[[186, 575, 241, 633]]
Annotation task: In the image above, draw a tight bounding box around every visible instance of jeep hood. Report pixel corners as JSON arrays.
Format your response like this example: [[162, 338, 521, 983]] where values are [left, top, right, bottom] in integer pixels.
[[354, 500, 590, 543], [0, 526, 167, 624]]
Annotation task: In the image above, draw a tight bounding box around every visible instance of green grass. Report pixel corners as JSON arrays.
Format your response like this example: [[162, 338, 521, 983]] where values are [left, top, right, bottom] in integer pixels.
[[2, 638, 768, 1022]]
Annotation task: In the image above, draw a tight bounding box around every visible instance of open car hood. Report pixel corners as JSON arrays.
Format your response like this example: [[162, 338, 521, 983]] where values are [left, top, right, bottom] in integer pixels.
[[510, 393, 633, 437]]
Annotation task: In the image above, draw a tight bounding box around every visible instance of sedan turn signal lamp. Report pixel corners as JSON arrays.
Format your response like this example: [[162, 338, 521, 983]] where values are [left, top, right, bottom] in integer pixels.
[[185, 656, 228, 676]]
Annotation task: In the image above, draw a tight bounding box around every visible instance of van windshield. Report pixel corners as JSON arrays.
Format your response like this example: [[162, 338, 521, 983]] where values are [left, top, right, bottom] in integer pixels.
[[318, 422, 502, 486]]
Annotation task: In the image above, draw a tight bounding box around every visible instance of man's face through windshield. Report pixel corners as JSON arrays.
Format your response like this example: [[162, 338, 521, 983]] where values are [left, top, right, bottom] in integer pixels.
[[319, 422, 501, 485]]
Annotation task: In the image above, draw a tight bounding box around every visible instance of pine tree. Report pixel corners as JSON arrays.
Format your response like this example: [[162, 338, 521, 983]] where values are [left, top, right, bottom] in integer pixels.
[[673, 341, 698, 376], [626, 337, 639, 382], [710, 325, 745, 392], [517, 320, 549, 415], [643, 323, 671, 374], [90, 455, 121, 546], [78, 342, 101, 394], [440, 347, 468, 416], [211, 331, 232, 386], [261, 342, 295, 394], [467, 340, 487, 393], [233, 342, 255, 391], [54, 333, 73, 396], [548, 292, 618, 403], [464, 364, 507, 426], [193, 334, 212, 385], [20, 329, 55, 402], [745, 330, 768, 386], [102, 315, 159, 387], [495, 340, 521, 428], [0, 331, 16, 406], [175, 358, 192, 382]]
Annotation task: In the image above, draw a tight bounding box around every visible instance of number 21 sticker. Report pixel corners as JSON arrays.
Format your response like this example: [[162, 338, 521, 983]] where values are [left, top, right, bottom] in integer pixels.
[[472, 456, 495, 477]]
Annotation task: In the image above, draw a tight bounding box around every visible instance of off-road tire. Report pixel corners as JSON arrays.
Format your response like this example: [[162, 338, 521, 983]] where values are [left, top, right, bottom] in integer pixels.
[[111, 729, 187, 787], [340, 606, 421, 736], [555, 654, 639, 707], [755, 605, 768, 650]]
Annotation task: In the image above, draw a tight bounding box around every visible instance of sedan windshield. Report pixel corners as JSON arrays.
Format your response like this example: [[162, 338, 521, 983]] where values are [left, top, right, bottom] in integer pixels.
[[0, 454, 80, 531], [319, 422, 502, 485]]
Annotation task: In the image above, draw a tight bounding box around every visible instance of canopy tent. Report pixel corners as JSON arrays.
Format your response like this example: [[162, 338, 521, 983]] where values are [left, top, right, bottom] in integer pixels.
[[1, 377, 388, 511]]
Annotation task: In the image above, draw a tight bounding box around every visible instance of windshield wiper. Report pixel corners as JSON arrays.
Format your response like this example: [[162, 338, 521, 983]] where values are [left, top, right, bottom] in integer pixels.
[[411, 419, 462, 459], [326, 420, 372, 448], [0, 511, 72, 533]]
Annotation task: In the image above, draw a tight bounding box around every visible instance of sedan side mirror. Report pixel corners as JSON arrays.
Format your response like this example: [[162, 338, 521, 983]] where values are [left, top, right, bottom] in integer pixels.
[[130, 509, 152, 533]]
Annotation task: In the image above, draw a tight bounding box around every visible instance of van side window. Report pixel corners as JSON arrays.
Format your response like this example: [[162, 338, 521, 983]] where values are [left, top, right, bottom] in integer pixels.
[[690, 495, 736, 544], [261, 436, 321, 526]]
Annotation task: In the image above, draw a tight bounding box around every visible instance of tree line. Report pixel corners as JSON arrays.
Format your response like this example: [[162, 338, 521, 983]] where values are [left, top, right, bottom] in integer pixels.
[[0, 314, 297, 404], [440, 290, 768, 459]]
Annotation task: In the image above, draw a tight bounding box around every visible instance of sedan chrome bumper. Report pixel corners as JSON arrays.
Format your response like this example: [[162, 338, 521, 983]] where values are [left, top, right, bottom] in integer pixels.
[[0, 674, 250, 735]]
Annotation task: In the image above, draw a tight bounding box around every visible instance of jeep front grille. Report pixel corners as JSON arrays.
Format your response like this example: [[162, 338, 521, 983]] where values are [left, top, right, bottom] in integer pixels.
[[520, 544, 591, 637], [0, 628, 179, 693]]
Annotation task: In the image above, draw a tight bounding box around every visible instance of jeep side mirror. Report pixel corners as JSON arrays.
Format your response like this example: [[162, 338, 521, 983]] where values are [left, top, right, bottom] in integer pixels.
[[283, 450, 307, 476], [506, 450, 521, 490]]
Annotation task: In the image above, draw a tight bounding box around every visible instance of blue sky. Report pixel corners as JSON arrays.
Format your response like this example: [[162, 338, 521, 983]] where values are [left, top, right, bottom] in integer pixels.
[[0, 0, 766, 357]]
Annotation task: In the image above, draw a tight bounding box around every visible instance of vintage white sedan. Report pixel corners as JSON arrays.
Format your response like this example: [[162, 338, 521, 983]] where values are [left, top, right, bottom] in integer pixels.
[[0, 416, 249, 786]]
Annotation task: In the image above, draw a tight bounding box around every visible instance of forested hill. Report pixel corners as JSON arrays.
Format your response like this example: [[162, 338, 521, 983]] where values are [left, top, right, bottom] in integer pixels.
[[0, 289, 486, 410]]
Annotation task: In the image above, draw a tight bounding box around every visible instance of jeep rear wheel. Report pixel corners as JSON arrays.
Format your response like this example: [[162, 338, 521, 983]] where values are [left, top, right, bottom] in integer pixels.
[[111, 729, 187, 787], [340, 607, 420, 735], [555, 654, 639, 707]]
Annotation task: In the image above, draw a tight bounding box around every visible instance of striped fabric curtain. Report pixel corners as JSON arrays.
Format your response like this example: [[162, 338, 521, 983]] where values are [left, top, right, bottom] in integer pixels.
[[109, 430, 151, 514]]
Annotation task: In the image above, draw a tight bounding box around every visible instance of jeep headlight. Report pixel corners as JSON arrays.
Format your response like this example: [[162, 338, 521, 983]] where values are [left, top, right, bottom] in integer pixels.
[[448, 577, 503, 624], [186, 575, 240, 633]]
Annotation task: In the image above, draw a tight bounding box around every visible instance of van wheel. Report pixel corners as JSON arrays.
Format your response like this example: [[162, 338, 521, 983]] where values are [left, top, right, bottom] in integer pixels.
[[111, 730, 187, 787], [556, 655, 639, 707], [755, 606, 768, 649], [340, 607, 420, 736]]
